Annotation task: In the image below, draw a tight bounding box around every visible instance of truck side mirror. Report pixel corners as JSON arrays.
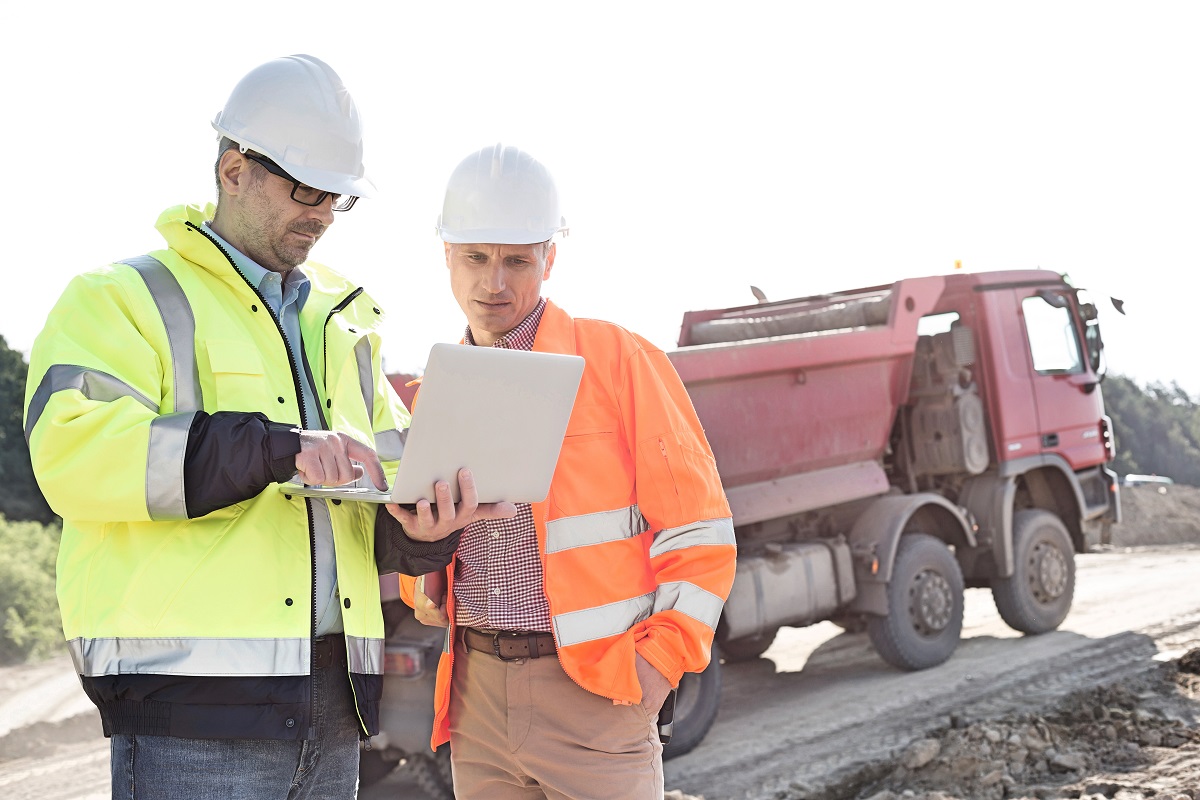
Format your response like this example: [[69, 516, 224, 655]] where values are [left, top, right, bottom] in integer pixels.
[[1036, 289, 1070, 309]]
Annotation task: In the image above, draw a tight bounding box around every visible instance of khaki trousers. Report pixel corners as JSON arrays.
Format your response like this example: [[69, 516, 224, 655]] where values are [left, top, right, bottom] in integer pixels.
[[448, 633, 664, 800]]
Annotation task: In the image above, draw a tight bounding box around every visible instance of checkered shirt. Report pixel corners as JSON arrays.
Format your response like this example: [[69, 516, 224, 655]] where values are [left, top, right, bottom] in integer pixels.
[[453, 298, 552, 632]]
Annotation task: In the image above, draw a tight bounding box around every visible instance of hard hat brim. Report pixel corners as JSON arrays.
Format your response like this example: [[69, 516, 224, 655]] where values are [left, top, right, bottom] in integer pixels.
[[438, 222, 568, 245], [213, 123, 376, 199], [284, 161, 376, 200]]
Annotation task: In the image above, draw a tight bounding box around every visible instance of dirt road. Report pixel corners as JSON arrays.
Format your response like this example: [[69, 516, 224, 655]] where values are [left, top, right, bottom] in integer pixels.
[[663, 545, 1200, 799], [2, 545, 1198, 799]]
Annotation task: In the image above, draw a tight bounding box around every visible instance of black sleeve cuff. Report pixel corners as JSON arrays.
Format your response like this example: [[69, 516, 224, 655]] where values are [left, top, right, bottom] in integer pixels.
[[374, 507, 461, 575], [265, 423, 302, 483]]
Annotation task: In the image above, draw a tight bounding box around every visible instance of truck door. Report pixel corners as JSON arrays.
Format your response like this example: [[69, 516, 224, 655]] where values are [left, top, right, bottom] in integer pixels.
[[1018, 288, 1108, 470]]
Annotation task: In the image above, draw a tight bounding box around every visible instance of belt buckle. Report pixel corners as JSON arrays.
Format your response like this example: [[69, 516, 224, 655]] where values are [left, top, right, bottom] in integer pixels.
[[491, 632, 517, 662]]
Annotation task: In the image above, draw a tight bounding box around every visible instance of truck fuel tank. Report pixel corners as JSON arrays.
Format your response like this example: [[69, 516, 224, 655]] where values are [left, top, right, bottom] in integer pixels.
[[721, 538, 856, 641]]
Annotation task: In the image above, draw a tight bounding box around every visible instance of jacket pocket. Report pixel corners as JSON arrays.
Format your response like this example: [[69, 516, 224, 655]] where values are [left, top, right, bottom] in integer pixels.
[[645, 432, 725, 522], [206, 339, 268, 410], [551, 431, 633, 515]]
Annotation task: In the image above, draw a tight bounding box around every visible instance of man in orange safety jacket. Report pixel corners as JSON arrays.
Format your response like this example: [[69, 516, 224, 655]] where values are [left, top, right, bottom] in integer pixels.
[[400, 144, 737, 799]]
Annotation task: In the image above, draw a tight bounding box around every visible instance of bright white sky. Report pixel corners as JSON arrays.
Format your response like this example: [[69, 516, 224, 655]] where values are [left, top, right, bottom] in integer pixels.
[[4, 2, 1197, 394]]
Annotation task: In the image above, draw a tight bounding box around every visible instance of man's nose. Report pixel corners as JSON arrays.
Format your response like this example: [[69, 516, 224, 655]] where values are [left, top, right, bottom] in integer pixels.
[[481, 264, 506, 293], [307, 195, 336, 226]]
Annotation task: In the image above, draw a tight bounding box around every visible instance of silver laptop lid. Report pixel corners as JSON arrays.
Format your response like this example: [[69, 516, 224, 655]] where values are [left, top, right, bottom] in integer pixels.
[[389, 343, 585, 504]]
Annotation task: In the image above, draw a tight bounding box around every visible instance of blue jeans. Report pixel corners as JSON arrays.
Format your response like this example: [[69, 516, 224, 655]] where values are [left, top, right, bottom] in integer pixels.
[[110, 661, 361, 800]]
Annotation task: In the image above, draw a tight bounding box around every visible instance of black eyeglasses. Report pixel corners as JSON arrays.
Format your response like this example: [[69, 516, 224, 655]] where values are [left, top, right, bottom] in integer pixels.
[[243, 152, 358, 211]]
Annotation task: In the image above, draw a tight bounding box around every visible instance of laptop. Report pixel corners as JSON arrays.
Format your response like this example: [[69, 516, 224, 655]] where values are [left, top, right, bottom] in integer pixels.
[[282, 343, 585, 505]]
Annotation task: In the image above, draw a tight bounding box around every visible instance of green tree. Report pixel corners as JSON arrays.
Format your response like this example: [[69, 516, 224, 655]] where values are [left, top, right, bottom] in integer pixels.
[[0, 515, 62, 664], [1104, 373, 1200, 486], [0, 335, 53, 523]]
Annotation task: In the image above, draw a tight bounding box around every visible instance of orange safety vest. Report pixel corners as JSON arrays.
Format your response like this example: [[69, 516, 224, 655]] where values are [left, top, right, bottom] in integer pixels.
[[401, 299, 736, 748]]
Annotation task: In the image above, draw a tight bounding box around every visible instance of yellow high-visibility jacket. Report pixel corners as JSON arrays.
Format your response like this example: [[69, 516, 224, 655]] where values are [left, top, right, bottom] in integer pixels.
[[24, 203, 431, 740]]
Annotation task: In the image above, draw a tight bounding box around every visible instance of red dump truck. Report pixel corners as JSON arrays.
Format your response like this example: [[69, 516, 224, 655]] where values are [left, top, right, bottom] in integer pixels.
[[366, 268, 1121, 788], [660, 267, 1120, 754]]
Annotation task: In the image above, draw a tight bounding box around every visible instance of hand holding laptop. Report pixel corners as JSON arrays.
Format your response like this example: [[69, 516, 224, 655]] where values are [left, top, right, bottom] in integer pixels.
[[383, 467, 516, 543]]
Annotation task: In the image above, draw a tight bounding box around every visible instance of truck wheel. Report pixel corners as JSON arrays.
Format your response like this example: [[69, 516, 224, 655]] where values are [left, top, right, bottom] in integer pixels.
[[867, 533, 964, 671], [358, 749, 400, 788], [718, 627, 778, 662], [991, 509, 1075, 634], [408, 748, 454, 800], [662, 648, 722, 760]]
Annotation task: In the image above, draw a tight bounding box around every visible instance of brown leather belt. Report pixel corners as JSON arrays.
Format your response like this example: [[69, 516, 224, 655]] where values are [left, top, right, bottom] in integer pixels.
[[313, 633, 346, 670], [461, 627, 556, 661]]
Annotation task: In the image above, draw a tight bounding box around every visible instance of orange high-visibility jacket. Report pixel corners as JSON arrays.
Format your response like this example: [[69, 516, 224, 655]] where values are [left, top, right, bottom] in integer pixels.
[[401, 299, 736, 747]]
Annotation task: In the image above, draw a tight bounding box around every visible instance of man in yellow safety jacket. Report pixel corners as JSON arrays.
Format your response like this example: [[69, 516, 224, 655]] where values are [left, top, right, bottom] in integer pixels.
[[24, 56, 512, 800], [402, 144, 737, 799]]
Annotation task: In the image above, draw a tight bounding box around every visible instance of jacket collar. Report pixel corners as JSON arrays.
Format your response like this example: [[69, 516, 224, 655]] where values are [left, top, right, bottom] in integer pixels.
[[532, 299, 577, 356], [153, 203, 365, 315]]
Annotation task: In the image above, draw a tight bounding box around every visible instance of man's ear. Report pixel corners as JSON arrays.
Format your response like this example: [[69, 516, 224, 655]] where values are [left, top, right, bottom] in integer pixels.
[[444, 241, 453, 269], [217, 150, 249, 198], [542, 242, 556, 280]]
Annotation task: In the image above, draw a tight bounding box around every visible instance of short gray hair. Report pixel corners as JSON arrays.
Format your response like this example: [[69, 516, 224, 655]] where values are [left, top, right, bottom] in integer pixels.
[[213, 137, 268, 204]]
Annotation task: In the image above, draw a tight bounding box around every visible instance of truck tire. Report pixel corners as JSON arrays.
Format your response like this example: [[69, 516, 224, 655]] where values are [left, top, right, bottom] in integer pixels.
[[662, 648, 722, 760], [867, 533, 964, 671], [991, 509, 1075, 634], [358, 749, 400, 788], [408, 748, 454, 800], [718, 628, 778, 662]]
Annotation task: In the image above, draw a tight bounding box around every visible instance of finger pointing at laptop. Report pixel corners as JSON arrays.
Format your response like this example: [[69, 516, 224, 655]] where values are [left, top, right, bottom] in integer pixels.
[[296, 433, 516, 543], [295, 430, 388, 489]]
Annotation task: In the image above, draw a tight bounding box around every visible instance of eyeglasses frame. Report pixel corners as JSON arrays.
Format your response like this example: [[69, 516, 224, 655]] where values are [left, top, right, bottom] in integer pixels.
[[242, 152, 358, 212]]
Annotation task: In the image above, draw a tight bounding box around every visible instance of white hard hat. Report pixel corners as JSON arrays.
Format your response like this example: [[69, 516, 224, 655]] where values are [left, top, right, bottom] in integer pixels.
[[437, 144, 568, 244], [212, 54, 375, 198]]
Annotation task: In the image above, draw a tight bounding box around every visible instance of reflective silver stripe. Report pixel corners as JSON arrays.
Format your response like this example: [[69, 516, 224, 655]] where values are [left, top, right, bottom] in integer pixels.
[[145, 412, 196, 520], [24, 364, 157, 443], [653, 581, 725, 631], [68, 636, 309, 677], [346, 635, 384, 675], [443, 625, 453, 655], [552, 592, 654, 647], [375, 428, 406, 462], [355, 337, 374, 424], [552, 582, 726, 648], [544, 505, 649, 554], [649, 517, 736, 558], [122, 256, 202, 413]]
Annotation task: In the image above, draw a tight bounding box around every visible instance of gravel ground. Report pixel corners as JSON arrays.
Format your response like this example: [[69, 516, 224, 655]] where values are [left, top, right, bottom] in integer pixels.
[[794, 653, 1200, 800]]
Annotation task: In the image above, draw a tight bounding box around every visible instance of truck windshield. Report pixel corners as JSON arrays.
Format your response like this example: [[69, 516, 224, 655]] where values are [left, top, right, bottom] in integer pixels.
[[1022, 295, 1084, 373]]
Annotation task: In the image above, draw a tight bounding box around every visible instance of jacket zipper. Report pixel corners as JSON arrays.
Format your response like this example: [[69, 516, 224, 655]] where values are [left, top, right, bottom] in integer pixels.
[[323, 287, 363, 390], [188, 221, 320, 734], [322, 286, 385, 740]]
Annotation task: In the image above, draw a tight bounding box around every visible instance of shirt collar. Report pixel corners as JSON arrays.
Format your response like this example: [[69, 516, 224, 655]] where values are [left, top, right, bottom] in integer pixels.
[[465, 297, 546, 351], [201, 221, 310, 305]]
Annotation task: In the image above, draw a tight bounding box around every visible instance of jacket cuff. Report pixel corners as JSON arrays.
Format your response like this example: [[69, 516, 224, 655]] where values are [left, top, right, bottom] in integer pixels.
[[374, 508, 461, 575], [265, 423, 302, 483]]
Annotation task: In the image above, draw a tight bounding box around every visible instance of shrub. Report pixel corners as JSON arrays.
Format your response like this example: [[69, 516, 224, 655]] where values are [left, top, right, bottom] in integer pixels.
[[0, 515, 62, 664]]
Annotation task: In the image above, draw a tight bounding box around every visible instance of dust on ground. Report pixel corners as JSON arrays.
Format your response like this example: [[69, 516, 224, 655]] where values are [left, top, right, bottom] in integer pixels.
[[786, 652, 1200, 800], [1108, 485, 1200, 547]]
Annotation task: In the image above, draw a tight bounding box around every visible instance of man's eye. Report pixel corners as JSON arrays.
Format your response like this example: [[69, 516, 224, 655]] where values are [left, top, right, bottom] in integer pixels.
[[296, 186, 323, 201]]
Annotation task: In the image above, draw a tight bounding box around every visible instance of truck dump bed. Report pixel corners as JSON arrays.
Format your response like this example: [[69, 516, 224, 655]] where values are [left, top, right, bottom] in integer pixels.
[[668, 276, 948, 526]]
